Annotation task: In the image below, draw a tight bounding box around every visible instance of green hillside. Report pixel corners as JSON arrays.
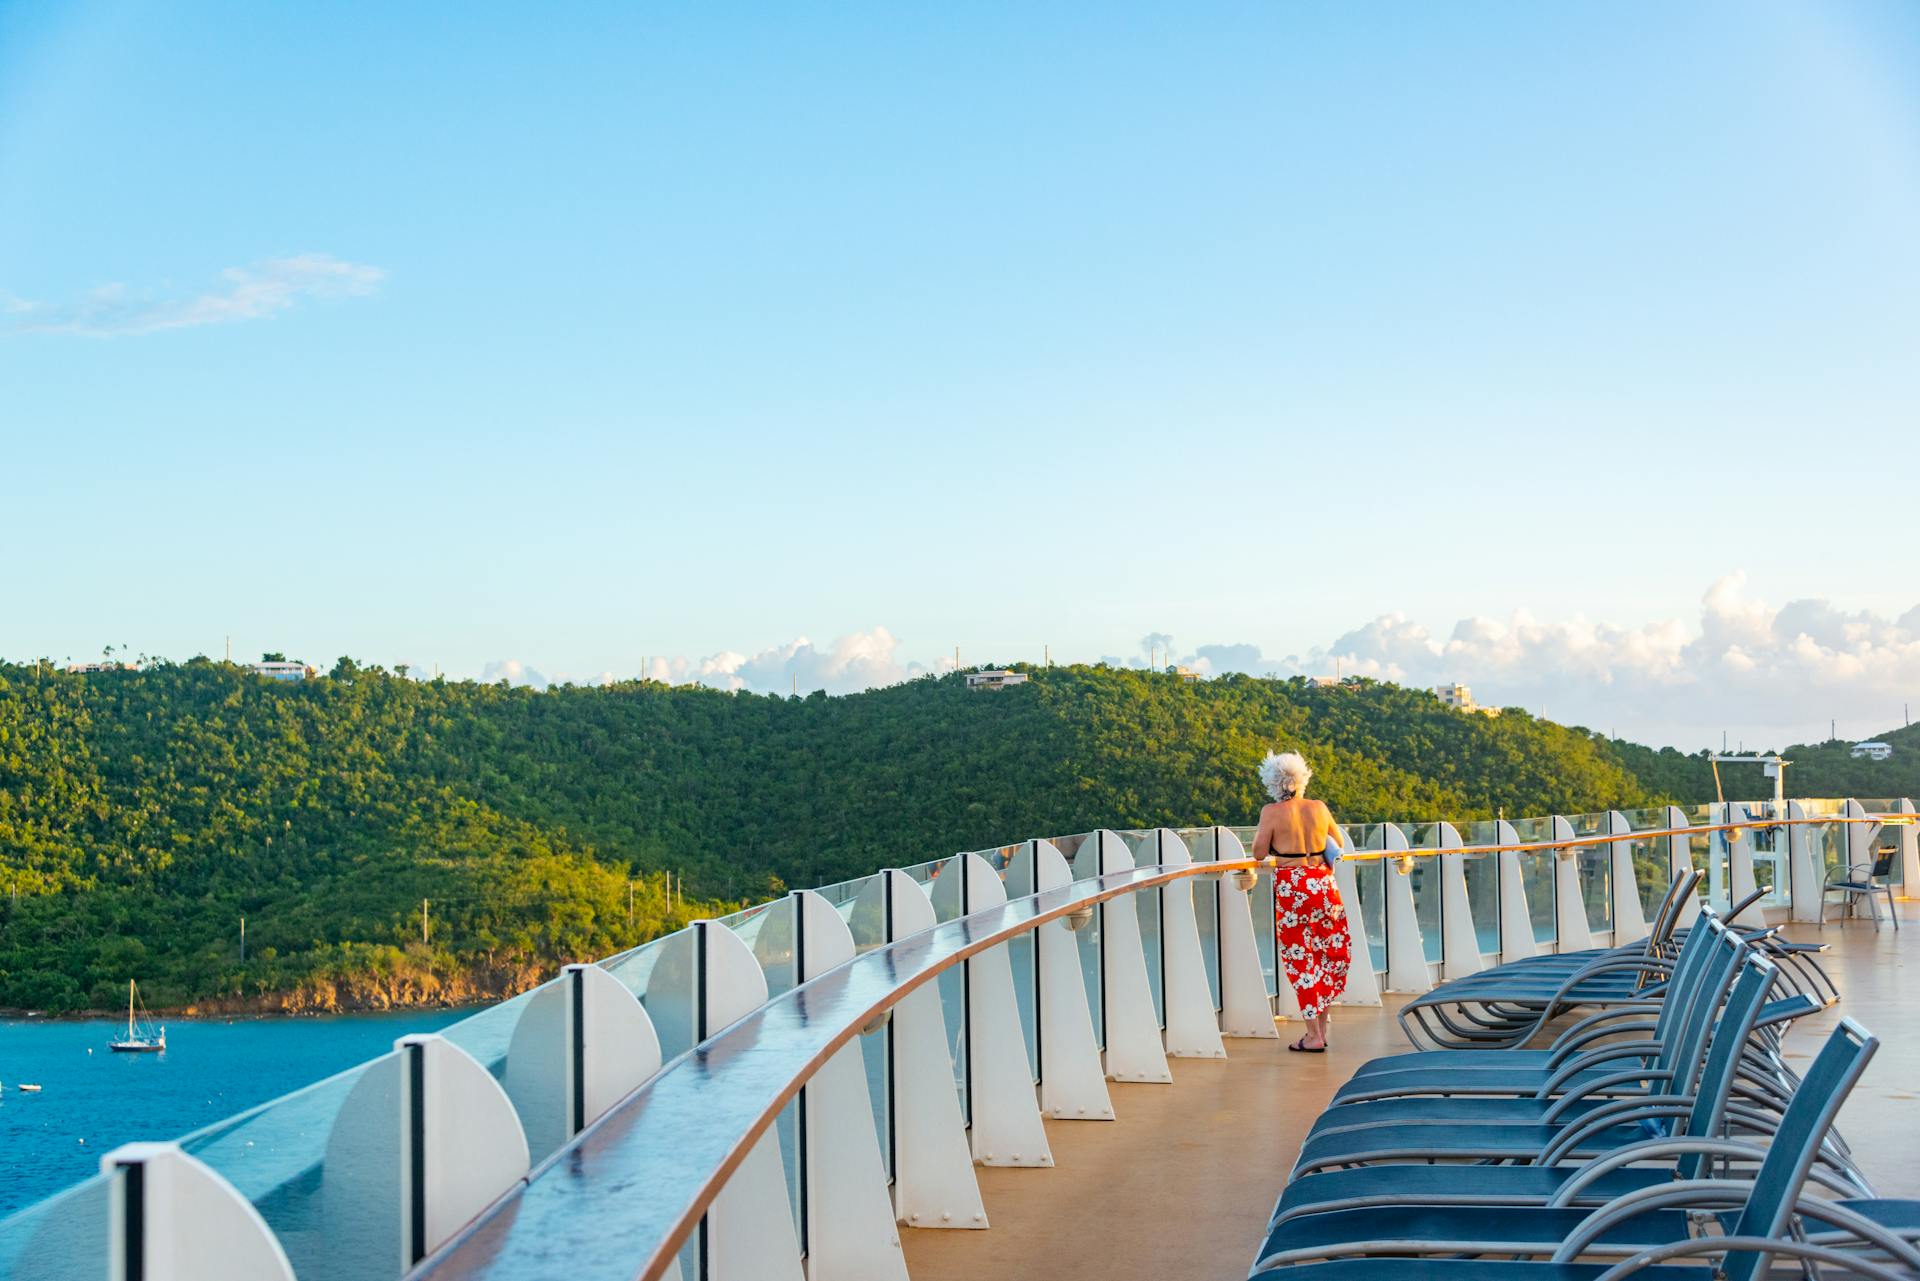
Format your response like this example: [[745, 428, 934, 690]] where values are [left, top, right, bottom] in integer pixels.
[[0, 658, 1909, 1013]]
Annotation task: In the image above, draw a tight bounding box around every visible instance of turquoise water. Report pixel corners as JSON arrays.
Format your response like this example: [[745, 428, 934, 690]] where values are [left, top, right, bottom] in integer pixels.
[[0, 1009, 467, 1218]]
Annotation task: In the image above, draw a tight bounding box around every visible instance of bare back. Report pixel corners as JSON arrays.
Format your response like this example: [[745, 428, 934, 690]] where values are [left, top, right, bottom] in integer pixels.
[[1252, 798, 1344, 858]]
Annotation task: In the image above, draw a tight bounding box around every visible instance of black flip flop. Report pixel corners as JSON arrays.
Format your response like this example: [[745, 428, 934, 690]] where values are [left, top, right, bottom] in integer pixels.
[[1288, 1037, 1326, 1053]]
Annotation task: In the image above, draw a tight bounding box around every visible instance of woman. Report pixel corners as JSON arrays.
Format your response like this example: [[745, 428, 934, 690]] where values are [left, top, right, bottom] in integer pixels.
[[1251, 751, 1352, 1052]]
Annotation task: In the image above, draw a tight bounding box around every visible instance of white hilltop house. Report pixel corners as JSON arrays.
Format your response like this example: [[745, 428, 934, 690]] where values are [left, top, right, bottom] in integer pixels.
[[1850, 741, 1893, 761], [965, 668, 1029, 691]]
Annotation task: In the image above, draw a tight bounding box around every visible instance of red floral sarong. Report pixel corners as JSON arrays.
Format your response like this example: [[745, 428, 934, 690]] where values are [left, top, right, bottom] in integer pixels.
[[1275, 862, 1352, 1019]]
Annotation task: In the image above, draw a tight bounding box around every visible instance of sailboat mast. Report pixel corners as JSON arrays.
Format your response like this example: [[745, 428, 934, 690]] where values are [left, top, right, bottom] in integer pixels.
[[128, 979, 135, 1038]]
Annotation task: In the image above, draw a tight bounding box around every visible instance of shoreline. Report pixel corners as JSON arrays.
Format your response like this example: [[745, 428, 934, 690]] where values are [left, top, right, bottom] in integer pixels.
[[0, 997, 496, 1022]]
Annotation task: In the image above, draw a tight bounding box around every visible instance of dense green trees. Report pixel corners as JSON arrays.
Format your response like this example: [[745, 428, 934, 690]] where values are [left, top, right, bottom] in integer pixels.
[[0, 659, 1910, 1012]]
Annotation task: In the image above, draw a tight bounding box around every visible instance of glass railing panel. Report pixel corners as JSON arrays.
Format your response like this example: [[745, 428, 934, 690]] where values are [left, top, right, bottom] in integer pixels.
[[440, 987, 539, 1079], [1462, 851, 1500, 956], [1410, 854, 1442, 964], [1114, 828, 1160, 865], [1578, 846, 1612, 936], [440, 983, 568, 1164], [1003, 845, 1041, 1080], [0, 1169, 111, 1280], [834, 878, 893, 1173], [718, 898, 806, 1239], [1048, 831, 1092, 863], [1140, 878, 1165, 1027], [1219, 826, 1275, 995], [1747, 811, 1788, 905], [1346, 855, 1385, 973], [1508, 817, 1557, 946], [1567, 812, 1609, 838], [178, 1052, 403, 1281], [603, 928, 696, 1061]]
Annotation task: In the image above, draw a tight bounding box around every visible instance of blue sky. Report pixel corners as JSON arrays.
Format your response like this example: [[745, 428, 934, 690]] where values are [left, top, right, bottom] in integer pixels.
[[3, 2, 1917, 747]]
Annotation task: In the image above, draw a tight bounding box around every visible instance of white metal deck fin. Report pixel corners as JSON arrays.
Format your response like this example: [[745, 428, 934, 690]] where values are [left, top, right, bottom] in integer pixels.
[[1073, 831, 1171, 1084], [1607, 812, 1651, 945], [1152, 830, 1228, 1056], [1382, 823, 1433, 992], [1437, 821, 1484, 980], [880, 871, 990, 1230], [1787, 800, 1823, 923], [937, 854, 1055, 1166], [90, 1143, 297, 1281], [1495, 819, 1540, 962], [1210, 827, 1281, 1036], [1026, 839, 1118, 1117], [790, 890, 911, 1280], [1551, 816, 1597, 952]]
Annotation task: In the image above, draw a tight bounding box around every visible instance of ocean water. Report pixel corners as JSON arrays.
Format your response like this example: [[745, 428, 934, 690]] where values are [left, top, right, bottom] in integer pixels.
[[0, 1009, 467, 1219]]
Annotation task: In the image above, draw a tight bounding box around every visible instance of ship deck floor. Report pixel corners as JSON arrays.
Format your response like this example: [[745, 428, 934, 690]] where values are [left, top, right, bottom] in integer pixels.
[[901, 916, 1919, 1281]]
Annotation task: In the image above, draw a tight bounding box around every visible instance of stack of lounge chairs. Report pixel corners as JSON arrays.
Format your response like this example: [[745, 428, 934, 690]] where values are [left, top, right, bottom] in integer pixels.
[[1252, 902, 1920, 1280]]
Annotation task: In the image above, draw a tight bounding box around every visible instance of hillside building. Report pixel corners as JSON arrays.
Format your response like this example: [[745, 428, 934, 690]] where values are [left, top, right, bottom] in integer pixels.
[[249, 657, 315, 683], [1850, 741, 1893, 761], [1434, 683, 1500, 716], [965, 669, 1029, 691]]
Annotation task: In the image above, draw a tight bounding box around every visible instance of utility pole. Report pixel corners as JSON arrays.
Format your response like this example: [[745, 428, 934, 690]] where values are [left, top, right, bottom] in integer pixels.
[[422, 898, 430, 945], [224, 635, 231, 662], [954, 645, 960, 672], [240, 916, 246, 963], [1044, 644, 1050, 666], [627, 880, 634, 926]]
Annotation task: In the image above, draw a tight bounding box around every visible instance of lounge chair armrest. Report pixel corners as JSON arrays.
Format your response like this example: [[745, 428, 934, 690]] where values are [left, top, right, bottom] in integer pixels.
[[1591, 1236, 1914, 1281], [1552, 1180, 1761, 1261], [1550, 1138, 1769, 1205], [1542, 1064, 1670, 1113], [1540, 1044, 1662, 1093], [1547, 1012, 1661, 1063], [1753, 994, 1820, 1029], [1538, 1103, 1691, 1165]]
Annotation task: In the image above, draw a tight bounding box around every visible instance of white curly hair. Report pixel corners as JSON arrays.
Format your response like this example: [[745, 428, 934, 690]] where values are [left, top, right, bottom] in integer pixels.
[[1259, 751, 1313, 802]]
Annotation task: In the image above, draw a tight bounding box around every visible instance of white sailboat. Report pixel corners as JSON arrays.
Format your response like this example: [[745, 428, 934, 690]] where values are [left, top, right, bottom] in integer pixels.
[[108, 980, 166, 1053]]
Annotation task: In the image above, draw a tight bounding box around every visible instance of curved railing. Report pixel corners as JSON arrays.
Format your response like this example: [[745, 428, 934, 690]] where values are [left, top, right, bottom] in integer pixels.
[[0, 800, 1911, 1281]]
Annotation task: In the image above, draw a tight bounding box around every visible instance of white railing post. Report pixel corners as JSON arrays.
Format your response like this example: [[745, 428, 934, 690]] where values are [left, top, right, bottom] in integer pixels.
[[1666, 805, 1700, 928], [1551, 816, 1595, 952], [1724, 803, 1762, 923], [876, 871, 988, 1231], [1898, 799, 1919, 897], [789, 891, 910, 1281], [1072, 831, 1171, 1084], [1210, 827, 1280, 1038], [1152, 830, 1227, 1058], [82, 1144, 297, 1281], [1495, 819, 1538, 962], [1437, 821, 1482, 980], [1608, 811, 1650, 945], [1786, 801, 1822, 923], [1023, 840, 1116, 1119], [1382, 823, 1431, 992], [928, 854, 1055, 1167]]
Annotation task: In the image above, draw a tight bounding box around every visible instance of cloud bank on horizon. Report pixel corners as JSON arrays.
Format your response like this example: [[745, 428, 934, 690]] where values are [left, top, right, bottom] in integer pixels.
[[5, 254, 384, 336], [478, 576, 1919, 751]]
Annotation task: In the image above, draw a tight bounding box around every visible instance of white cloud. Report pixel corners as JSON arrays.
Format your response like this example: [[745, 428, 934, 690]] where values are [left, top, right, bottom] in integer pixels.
[[470, 577, 1918, 749], [6, 253, 384, 336], [1169, 573, 1920, 748], [482, 626, 946, 699]]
